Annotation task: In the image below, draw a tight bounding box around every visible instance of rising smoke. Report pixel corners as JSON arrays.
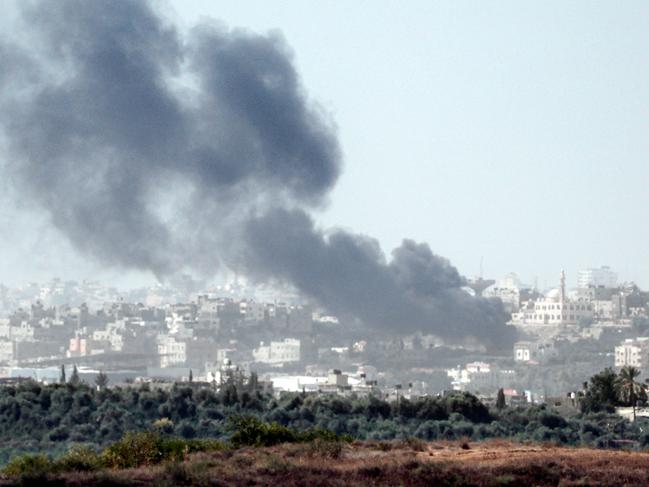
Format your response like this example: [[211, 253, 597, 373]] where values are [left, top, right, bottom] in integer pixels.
[[0, 1, 513, 347]]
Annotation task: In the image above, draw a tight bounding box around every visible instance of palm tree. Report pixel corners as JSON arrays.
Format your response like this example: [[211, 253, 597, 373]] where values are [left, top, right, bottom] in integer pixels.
[[616, 366, 644, 421]]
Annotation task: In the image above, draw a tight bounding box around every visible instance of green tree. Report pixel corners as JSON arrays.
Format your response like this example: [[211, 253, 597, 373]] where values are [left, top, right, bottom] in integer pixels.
[[616, 366, 645, 421], [70, 365, 81, 386], [95, 371, 109, 390], [581, 368, 618, 413], [247, 371, 259, 392], [188, 369, 193, 383], [60, 365, 66, 384], [496, 388, 506, 410]]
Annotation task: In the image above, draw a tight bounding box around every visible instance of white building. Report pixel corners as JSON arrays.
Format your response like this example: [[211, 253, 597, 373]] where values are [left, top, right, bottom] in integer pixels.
[[0, 341, 14, 363], [514, 341, 557, 364], [253, 338, 301, 364], [0, 321, 35, 341], [511, 271, 593, 326], [327, 369, 349, 387], [269, 375, 329, 393], [499, 273, 523, 289], [466, 362, 491, 374], [157, 335, 187, 368], [167, 313, 195, 339], [615, 338, 649, 368], [447, 362, 497, 391], [578, 266, 617, 289]]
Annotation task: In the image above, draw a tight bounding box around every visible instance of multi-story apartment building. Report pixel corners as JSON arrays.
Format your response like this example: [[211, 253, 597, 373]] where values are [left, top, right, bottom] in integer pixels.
[[615, 337, 649, 368], [157, 335, 187, 368], [253, 338, 301, 364]]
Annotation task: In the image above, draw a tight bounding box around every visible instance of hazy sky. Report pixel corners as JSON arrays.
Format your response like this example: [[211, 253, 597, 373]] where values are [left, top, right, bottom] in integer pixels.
[[1, 1, 648, 289]]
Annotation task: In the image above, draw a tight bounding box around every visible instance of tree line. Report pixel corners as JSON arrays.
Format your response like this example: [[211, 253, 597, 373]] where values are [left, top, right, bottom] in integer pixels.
[[0, 367, 648, 464]]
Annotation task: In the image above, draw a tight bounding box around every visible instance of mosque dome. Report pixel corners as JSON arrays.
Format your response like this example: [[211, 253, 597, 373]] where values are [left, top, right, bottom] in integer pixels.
[[545, 288, 561, 301]]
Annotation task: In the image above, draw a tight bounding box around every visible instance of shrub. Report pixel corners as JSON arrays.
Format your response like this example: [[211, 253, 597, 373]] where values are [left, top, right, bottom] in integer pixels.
[[444, 392, 492, 423], [152, 417, 175, 434], [159, 437, 225, 462], [103, 431, 165, 469], [2, 453, 54, 478], [414, 421, 439, 440], [55, 445, 104, 472], [539, 412, 568, 429], [178, 421, 196, 439], [453, 421, 475, 438], [300, 427, 352, 443], [186, 439, 226, 453], [228, 416, 350, 448], [229, 416, 297, 447], [101, 431, 226, 469]]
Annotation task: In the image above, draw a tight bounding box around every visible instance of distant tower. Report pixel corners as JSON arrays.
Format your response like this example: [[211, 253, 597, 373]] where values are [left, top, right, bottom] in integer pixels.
[[560, 269, 566, 304], [467, 277, 495, 297]]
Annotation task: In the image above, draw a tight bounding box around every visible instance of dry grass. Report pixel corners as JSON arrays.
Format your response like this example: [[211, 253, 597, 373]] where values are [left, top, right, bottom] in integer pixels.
[[3, 440, 649, 486]]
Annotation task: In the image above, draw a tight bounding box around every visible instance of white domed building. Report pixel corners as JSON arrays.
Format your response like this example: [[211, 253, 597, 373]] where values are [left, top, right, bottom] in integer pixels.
[[511, 271, 593, 326]]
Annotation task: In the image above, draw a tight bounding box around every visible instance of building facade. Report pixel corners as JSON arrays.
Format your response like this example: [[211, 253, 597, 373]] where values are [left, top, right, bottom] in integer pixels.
[[511, 271, 593, 326], [578, 266, 617, 289], [253, 338, 301, 364], [514, 341, 557, 364], [615, 337, 649, 368]]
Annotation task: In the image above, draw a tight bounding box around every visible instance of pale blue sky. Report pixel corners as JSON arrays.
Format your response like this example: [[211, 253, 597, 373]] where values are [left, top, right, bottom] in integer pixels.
[[173, 0, 649, 288], [1, 1, 648, 289]]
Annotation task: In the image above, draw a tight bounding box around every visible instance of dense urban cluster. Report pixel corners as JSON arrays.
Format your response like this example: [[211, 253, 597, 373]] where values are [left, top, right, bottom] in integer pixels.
[[1, 266, 649, 405]]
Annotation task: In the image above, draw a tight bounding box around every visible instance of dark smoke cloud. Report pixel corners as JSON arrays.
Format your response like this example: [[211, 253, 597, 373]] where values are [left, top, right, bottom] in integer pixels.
[[243, 208, 512, 346], [0, 0, 339, 276], [0, 0, 512, 347]]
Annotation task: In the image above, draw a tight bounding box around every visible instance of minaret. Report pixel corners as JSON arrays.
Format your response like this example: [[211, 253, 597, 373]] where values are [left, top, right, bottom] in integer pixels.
[[559, 269, 566, 324]]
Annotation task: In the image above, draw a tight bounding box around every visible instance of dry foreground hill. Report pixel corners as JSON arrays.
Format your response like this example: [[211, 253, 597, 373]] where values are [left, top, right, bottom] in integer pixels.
[[4, 439, 649, 486]]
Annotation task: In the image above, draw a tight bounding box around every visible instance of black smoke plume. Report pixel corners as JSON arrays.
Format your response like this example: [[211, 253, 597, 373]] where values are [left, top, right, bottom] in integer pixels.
[[0, 1, 512, 347], [243, 208, 511, 345]]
